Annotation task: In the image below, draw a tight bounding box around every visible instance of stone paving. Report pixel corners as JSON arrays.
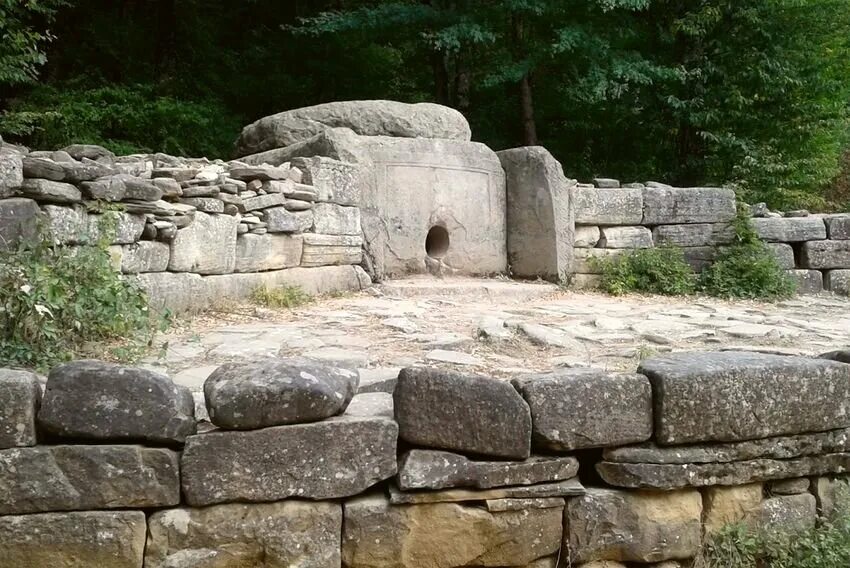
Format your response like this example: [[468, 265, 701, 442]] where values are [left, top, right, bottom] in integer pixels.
[[143, 277, 850, 395]]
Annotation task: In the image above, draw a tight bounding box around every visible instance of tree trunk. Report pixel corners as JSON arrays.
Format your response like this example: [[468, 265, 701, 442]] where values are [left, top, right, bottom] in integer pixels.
[[512, 14, 538, 146], [432, 51, 450, 105]]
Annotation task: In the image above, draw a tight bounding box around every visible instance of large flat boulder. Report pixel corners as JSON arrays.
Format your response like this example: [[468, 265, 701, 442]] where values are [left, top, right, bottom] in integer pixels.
[[146, 501, 342, 568], [652, 222, 736, 247], [512, 369, 652, 451], [642, 187, 736, 225], [204, 357, 359, 429], [181, 403, 397, 506], [574, 187, 643, 226], [38, 360, 196, 445], [638, 352, 850, 445], [342, 494, 563, 568], [751, 217, 827, 242], [497, 146, 574, 281], [0, 511, 146, 568], [168, 211, 238, 274], [235, 100, 471, 155], [0, 445, 180, 514], [394, 367, 532, 459], [0, 369, 41, 449], [566, 488, 702, 564]]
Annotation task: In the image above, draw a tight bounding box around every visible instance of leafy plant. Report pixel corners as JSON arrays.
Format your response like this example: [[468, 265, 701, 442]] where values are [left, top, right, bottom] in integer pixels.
[[593, 246, 697, 296], [250, 285, 312, 309]]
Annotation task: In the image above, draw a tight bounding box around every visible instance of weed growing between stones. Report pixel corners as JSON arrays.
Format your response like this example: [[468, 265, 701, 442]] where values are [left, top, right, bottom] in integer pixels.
[[250, 285, 312, 309], [0, 212, 164, 370], [593, 246, 697, 296]]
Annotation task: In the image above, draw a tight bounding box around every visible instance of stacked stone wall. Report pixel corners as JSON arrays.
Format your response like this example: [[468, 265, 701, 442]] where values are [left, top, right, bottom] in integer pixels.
[[571, 178, 850, 294], [2, 349, 850, 566]]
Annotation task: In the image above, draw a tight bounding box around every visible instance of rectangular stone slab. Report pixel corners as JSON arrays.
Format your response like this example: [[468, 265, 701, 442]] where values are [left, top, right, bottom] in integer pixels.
[[181, 414, 397, 506], [639, 352, 850, 445], [397, 449, 578, 491], [388, 477, 584, 505], [0, 445, 180, 515], [642, 187, 736, 225], [801, 240, 850, 269], [574, 187, 643, 225], [0, 369, 41, 449], [751, 217, 827, 242], [597, 452, 850, 490], [0, 511, 146, 568], [652, 223, 736, 247], [603, 427, 850, 464]]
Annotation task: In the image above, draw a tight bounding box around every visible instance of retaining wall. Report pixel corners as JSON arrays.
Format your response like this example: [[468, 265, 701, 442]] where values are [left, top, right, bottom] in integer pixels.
[[2, 349, 850, 567]]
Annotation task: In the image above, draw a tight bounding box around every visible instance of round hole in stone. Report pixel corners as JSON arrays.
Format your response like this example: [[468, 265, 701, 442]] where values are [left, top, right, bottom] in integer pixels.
[[425, 225, 450, 259]]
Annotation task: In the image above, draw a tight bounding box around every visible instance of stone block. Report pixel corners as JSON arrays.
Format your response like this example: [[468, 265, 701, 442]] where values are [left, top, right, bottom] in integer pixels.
[[145, 501, 342, 568], [786, 269, 824, 294], [0, 445, 180, 514], [42, 204, 88, 244], [652, 223, 736, 247], [23, 156, 66, 181], [38, 360, 195, 445], [301, 233, 362, 267], [292, 156, 361, 206], [566, 488, 702, 564], [389, 478, 584, 505], [0, 197, 40, 251], [703, 484, 763, 536], [0, 511, 146, 568], [801, 240, 850, 269], [642, 187, 736, 225], [755, 494, 817, 534], [497, 146, 575, 281], [119, 241, 170, 273], [751, 217, 827, 242], [135, 271, 206, 313], [263, 206, 313, 232], [342, 494, 563, 568], [574, 187, 643, 225], [0, 369, 41, 449], [0, 148, 23, 197], [394, 367, 532, 459], [813, 476, 850, 519], [179, 196, 224, 213], [168, 211, 237, 274], [574, 248, 625, 274], [397, 449, 578, 491], [312, 202, 362, 235], [512, 369, 652, 451], [593, 178, 620, 188], [574, 225, 600, 248], [87, 211, 146, 245], [638, 352, 850, 445], [242, 192, 287, 212], [571, 273, 602, 289], [19, 178, 81, 204], [234, 233, 303, 272], [826, 215, 850, 240], [768, 243, 796, 269], [826, 269, 850, 295], [181, 409, 397, 506], [768, 478, 810, 495], [598, 226, 653, 248]]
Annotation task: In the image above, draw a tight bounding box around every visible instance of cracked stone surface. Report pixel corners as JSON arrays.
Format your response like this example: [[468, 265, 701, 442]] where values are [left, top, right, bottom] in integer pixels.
[[142, 277, 850, 395]]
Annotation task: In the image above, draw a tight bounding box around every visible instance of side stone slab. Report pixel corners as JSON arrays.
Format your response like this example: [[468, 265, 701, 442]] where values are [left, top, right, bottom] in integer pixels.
[[0, 369, 41, 448]]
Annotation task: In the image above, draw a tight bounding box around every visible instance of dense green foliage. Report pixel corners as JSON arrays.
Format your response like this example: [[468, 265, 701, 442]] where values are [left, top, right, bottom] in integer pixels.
[[0, 0, 848, 208], [594, 246, 697, 296], [0, 214, 161, 369]]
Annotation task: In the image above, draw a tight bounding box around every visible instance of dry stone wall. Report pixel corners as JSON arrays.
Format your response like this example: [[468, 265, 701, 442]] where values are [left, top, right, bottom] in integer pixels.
[[2, 349, 850, 567], [0, 139, 371, 313], [571, 178, 850, 294]]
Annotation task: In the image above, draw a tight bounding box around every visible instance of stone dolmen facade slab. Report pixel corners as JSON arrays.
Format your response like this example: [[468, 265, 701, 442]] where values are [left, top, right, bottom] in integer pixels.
[[2, 348, 850, 566]]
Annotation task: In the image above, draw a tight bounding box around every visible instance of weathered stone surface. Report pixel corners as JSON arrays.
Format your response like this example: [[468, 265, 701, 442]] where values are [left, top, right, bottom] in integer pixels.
[[574, 187, 643, 225], [42, 204, 87, 244], [826, 269, 850, 295], [146, 501, 342, 568], [62, 143, 115, 162], [181, 410, 397, 505], [389, 478, 584, 506], [242, 192, 287, 212], [397, 449, 578, 491], [236, 100, 472, 155], [486, 498, 565, 512], [603, 428, 850, 464], [703, 483, 763, 536], [768, 478, 810, 495], [638, 352, 850, 445], [574, 225, 601, 248], [204, 357, 359, 429], [291, 156, 360, 205], [751, 217, 827, 242], [801, 240, 850, 269], [311, 202, 361, 235], [301, 233, 362, 267], [0, 369, 40, 449], [813, 476, 850, 519], [19, 178, 81, 203], [574, 248, 625, 274], [642, 187, 736, 225], [756, 494, 817, 534], [787, 269, 824, 294], [168, 211, 238, 274], [596, 452, 850, 489], [87, 211, 146, 245], [512, 369, 652, 451], [119, 240, 170, 273], [395, 367, 532, 459], [769, 243, 797, 269], [342, 493, 562, 568], [0, 149, 23, 197], [263, 206, 313, 232], [594, 178, 620, 188], [497, 146, 575, 281], [38, 360, 195, 444], [652, 223, 736, 247], [826, 215, 850, 240], [0, 197, 40, 251], [566, 488, 702, 564], [234, 233, 303, 272], [22, 156, 65, 181], [597, 226, 653, 248], [0, 445, 180, 514], [178, 196, 224, 213], [0, 511, 146, 568]]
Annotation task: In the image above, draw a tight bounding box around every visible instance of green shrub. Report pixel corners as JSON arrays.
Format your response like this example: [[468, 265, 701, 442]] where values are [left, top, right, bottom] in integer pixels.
[[0, 215, 162, 369], [593, 246, 697, 296], [250, 285, 312, 309]]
